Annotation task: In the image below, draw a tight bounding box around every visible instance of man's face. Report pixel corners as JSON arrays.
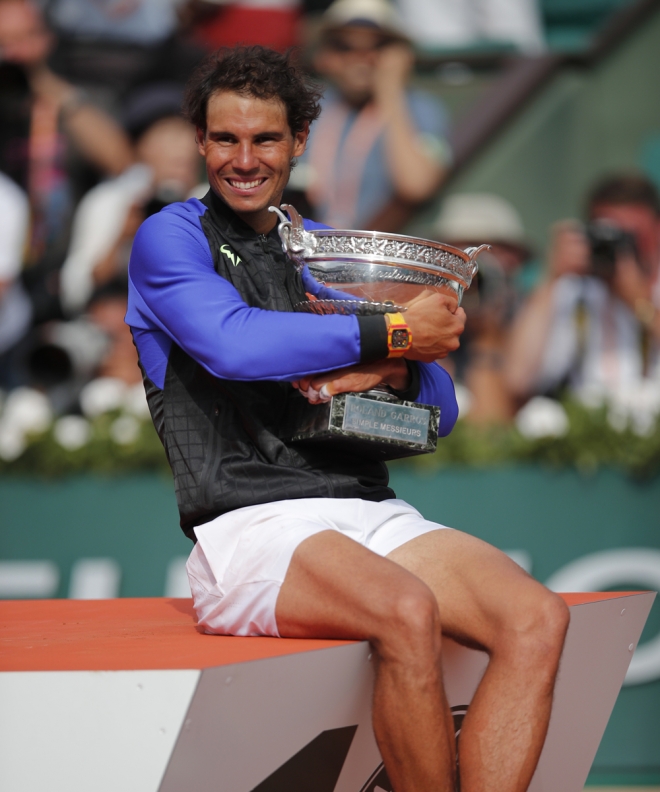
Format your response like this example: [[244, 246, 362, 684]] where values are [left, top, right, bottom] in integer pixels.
[[591, 202, 660, 274], [197, 91, 307, 233], [315, 26, 396, 106]]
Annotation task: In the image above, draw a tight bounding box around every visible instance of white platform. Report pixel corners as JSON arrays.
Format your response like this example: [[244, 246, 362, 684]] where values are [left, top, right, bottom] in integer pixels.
[[0, 592, 654, 792]]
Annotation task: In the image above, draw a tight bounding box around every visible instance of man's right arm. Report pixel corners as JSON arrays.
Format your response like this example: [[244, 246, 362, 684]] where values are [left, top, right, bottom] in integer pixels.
[[373, 46, 448, 208], [127, 205, 465, 386], [127, 207, 390, 384]]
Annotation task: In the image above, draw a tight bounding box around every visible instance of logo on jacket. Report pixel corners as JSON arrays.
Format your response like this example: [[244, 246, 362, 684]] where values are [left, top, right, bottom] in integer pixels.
[[220, 244, 242, 267]]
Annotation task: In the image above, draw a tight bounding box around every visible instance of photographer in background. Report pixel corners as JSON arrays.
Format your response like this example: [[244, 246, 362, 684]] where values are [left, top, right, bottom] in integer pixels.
[[505, 174, 660, 404], [59, 86, 203, 315]]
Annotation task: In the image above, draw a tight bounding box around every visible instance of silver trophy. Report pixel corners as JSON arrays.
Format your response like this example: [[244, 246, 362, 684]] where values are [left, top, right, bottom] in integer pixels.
[[270, 205, 487, 460]]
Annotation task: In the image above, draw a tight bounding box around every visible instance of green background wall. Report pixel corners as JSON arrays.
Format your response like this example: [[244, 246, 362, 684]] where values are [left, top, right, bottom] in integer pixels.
[[416, 7, 660, 253]]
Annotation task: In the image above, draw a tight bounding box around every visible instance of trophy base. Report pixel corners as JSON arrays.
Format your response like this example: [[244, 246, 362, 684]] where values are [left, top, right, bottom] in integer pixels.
[[282, 391, 439, 461]]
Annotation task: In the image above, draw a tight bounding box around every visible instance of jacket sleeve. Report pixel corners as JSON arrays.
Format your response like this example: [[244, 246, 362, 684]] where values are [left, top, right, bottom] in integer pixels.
[[128, 209, 385, 382], [417, 362, 459, 437]]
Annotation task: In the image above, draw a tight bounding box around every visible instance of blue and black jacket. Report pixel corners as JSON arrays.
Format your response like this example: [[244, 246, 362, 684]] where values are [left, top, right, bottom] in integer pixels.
[[127, 190, 458, 539]]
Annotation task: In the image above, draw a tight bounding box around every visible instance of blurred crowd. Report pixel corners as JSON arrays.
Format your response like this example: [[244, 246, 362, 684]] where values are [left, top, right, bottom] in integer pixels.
[[0, 0, 658, 458], [437, 176, 660, 433]]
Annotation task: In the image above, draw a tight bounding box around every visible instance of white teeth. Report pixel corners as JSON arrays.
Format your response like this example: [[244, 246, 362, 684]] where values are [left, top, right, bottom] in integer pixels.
[[230, 179, 262, 189]]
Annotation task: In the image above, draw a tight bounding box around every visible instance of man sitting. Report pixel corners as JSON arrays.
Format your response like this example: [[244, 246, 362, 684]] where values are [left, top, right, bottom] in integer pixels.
[[127, 45, 569, 792]]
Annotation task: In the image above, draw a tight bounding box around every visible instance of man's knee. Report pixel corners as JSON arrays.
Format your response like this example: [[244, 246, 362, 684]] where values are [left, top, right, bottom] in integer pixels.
[[533, 589, 569, 654], [376, 581, 442, 664], [501, 586, 569, 665]]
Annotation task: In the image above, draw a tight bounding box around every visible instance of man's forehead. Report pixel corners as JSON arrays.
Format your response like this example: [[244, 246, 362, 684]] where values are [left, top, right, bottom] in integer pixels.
[[207, 90, 287, 118]]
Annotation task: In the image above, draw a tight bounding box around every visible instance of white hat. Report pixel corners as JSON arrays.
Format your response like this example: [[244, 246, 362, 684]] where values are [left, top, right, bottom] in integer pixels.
[[320, 0, 409, 41], [434, 193, 530, 251]]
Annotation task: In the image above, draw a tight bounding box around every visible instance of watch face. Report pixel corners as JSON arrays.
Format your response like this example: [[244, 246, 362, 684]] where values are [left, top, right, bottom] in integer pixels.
[[391, 328, 410, 348]]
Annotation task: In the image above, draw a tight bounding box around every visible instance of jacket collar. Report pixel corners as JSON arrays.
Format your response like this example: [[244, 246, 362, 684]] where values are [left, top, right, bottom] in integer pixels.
[[203, 189, 280, 245]]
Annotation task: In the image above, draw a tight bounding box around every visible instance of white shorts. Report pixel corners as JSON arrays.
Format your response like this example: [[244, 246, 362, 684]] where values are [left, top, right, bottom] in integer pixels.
[[186, 497, 451, 637]]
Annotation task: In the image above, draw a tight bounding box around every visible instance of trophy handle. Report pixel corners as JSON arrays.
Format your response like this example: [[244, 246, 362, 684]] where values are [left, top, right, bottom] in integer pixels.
[[279, 203, 304, 234], [268, 204, 317, 272], [463, 244, 490, 278]]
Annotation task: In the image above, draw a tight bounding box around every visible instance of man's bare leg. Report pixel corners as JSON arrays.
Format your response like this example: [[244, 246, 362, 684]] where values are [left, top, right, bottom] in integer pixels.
[[388, 529, 570, 792], [275, 530, 457, 792]]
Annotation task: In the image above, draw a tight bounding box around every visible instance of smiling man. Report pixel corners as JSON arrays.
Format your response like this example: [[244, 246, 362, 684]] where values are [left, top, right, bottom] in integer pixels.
[[196, 89, 307, 232], [126, 46, 569, 792]]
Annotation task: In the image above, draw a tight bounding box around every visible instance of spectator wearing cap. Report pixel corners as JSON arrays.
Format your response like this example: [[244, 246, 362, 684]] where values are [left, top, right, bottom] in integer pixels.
[[300, 0, 451, 232], [434, 193, 533, 423]]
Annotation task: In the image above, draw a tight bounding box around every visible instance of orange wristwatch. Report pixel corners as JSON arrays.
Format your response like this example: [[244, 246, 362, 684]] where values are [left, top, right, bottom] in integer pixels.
[[385, 312, 413, 357]]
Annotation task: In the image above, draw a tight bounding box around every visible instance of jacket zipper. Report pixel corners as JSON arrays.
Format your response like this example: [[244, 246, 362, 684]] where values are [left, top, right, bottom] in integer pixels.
[[259, 233, 294, 312]]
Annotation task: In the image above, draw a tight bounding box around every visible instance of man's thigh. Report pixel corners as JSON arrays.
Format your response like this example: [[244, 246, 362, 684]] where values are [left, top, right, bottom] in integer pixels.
[[273, 499, 453, 639], [386, 530, 555, 651], [275, 529, 435, 640], [190, 498, 441, 638]]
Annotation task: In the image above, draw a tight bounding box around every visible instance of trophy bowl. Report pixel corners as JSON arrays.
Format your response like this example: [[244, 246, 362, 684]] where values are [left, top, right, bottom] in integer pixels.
[[302, 228, 484, 308], [269, 204, 487, 460], [269, 204, 487, 315]]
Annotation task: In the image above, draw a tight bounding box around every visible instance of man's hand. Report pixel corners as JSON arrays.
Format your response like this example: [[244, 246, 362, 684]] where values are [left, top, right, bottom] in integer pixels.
[[372, 44, 414, 107], [293, 290, 465, 403], [293, 360, 410, 404], [403, 290, 466, 362]]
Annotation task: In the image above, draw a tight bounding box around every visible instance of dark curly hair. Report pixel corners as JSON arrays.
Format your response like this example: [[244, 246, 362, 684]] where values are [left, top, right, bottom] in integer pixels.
[[183, 46, 322, 136]]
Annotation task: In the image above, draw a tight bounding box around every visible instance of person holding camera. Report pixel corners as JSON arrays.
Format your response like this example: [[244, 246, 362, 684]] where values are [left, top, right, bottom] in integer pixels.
[[505, 174, 660, 403]]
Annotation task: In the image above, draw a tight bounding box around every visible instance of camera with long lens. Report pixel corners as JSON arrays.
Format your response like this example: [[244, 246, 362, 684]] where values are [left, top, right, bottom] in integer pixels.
[[587, 220, 637, 279]]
